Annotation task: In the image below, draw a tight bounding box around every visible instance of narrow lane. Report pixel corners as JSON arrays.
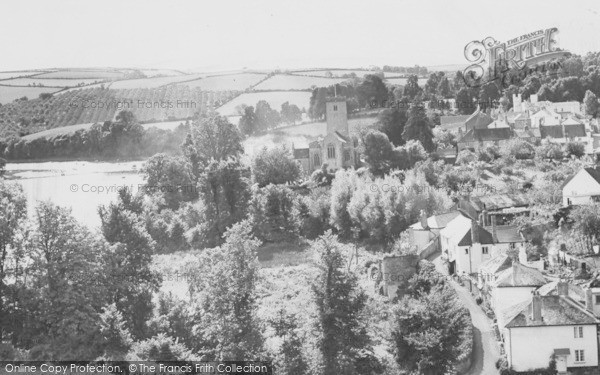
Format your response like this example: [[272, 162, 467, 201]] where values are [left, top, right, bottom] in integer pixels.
[[429, 254, 501, 375]]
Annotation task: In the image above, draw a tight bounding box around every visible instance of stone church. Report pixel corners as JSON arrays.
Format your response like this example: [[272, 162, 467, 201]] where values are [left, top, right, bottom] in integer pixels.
[[293, 97, 359, 174]]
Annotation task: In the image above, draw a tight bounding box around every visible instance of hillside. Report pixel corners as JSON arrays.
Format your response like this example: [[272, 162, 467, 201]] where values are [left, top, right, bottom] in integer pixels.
[[0, 67, 418, 139]]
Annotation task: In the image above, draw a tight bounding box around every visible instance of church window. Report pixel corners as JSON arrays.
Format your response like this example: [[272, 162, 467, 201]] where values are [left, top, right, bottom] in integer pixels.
[[313, 153, 321, 167], [343, 149, 351, 162], [327, 144, 336, 159]]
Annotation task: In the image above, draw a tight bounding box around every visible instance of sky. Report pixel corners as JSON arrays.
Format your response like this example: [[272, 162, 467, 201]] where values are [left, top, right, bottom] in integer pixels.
[[2, 0, 600, 72]]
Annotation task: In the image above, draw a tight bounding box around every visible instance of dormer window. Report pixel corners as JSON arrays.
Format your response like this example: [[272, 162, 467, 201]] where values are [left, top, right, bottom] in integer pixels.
[[333, 105, 338, 111]]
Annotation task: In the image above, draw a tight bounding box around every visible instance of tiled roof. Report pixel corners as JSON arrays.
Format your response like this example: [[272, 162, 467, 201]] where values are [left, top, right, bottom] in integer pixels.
[[492, 263, 546, 287], [540, 124, 587, 139], [458, 128, 513, 143], [505, 295, 598, 328], [540, 125, 564, 139], [480, 254, 512, 275], [458, 225, 494, 246], [564, 124, 586, 138], [465, 109, 494, 129], [563, 167, 600, 190], [467, 193, 529, 211]]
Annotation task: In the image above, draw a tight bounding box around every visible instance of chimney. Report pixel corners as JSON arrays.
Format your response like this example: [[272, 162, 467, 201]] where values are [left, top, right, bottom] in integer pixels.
[[511, 262, 519, 285], [479, 209, 487, 226], [531, 291, 542, 322], [471, 220, 480, 244], [491, 215, 498, 243], [585, 288, 594, 312], [420, 210, 428, 230], [556, 281, 569, 296]]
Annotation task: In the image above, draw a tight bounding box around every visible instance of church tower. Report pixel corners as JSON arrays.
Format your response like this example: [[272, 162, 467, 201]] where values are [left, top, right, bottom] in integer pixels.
[[326, 98, 349, 136]]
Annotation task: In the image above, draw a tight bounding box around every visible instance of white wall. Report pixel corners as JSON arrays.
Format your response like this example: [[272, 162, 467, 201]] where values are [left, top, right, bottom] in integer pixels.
[[409, 229, 435, 251], [505, 325, 598, 372], [563, 170, 600, 206]]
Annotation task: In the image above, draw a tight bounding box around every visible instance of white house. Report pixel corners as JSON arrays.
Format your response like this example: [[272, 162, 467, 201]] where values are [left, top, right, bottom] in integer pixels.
[[562, 167, 600, 206], [491, 262, 546, 329], [440, 216, 525, 275], [407, 210, 464, 252], [502, 287, 599, 373]]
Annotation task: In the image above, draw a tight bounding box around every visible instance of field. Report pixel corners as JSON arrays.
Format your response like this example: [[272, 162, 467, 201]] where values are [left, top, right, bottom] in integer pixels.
[[253, 74, 349, 90], [385, 77, 410, 86], [216, 91, 312, 116], [109, 73, 205, 89], [0, 86, 62, 104], [176, 73, 268, 91], [292, 69, 398, 78], [139, 69, 184, 77], [36, 70, 126, 79], [0, 77, 104, 87], [0, 71, 49, 80], [20, 123, 97, 141]]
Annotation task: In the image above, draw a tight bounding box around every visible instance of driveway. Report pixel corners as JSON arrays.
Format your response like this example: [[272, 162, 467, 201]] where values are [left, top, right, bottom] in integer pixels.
[[429, 254, 501, 375]]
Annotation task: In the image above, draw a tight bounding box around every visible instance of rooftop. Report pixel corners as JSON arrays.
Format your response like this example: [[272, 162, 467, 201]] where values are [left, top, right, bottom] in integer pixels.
[[504, 295, 598, 328], [410, 210, 464, 230], [458, 127, 513, 143], [480, 254, 512, 275], [492, 262, 546, 288]]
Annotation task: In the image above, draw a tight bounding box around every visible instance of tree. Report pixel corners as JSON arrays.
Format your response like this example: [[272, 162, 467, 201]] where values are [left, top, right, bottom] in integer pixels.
[[390, 283, 472, 374], [198, 158, 251, 246], [584, 90, 599, 117], [251, 147, 301, 187], [190, 221, 264, 360], [0, 181, 27, 342], [424, 73, 442, 97], [376, 107, 407, 147], [437, 77, 451, 98], [402, 104, 434, 152], [0, 158, 5, 176], [311, 232, 380, 375], [98, 304, 133, 360], [239, 106, 258, 136], [249, 184, 298, 242], [255, 100, 281, 131], [357, 74, 388, 108], [360, 130, 397, 176], [270, 311, 308, 375], [572, 204, 600, 251], [403, 75, 423, 100], [141, 154, 196, 209], [98, 191, 160, 340], [455, 87, 476, 115], [281, 102, 302, 125], [565, 142, 586, 158], [29, 202, 110, 359], [184, 115, 244, 174]]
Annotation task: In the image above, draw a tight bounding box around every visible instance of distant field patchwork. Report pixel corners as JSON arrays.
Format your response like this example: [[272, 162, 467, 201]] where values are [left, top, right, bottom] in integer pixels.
[[0, 71, 49, 80], [177, 73, 268, 91], [0, 78, 104, 87], [253, 74, 349, 90], [292, 69, 394, 78], [0, 86, 63, 104], [109, 74, 205, 89], [216, 91, 312, 116], [36, 70, 126, 80]]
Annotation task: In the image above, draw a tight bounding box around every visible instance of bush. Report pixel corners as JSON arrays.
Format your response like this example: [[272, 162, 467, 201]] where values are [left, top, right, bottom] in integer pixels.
[[565, 141, 585, 158], [456, 149, 476, 165]]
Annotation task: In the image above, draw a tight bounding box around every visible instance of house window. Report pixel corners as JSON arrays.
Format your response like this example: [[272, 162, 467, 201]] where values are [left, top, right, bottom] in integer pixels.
[[509, 242, 516, 250], [482, 247, 489, 255], [595, 295, 600, 305], [575, 349, 585, 363], [327, 144, 336, 159], [574, 326, 584, 338], [464, 248, 469, 255], [333, 105, 338, 111]]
